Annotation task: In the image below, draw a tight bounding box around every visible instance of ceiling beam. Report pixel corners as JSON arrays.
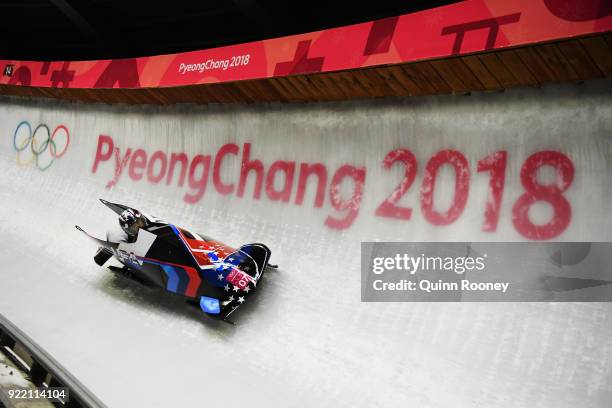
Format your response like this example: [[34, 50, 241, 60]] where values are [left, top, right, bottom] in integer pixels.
[[230, 0, 273, 33], [130, 7, 238, 27], [47, 0, 107, 54]]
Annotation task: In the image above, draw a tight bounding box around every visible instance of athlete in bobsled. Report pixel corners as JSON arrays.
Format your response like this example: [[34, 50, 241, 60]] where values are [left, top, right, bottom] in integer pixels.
[[76, 199, 277, 323], [116, 208, 147, 243]]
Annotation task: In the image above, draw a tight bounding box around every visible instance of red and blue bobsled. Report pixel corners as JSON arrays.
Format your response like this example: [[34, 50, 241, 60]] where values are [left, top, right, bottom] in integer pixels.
[[76, 199, 276, 322]]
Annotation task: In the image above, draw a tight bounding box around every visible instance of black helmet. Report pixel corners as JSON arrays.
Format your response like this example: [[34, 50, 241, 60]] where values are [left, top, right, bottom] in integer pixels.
[[119, 209, 140, 232]]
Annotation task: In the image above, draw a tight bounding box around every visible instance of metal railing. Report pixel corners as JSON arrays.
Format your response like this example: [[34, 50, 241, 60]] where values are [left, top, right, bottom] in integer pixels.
[[0, 313, 106, 408]]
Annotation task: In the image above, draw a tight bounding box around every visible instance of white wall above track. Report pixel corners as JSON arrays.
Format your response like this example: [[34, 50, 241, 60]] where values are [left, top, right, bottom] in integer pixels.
[[0, 80, 610, 407]]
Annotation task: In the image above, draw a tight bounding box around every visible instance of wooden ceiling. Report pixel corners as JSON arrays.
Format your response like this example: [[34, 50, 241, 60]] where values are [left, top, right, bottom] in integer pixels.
[[1, 33, 610, 105]]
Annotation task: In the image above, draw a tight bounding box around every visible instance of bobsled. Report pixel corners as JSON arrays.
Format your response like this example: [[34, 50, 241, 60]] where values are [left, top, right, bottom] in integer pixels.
[[76, 199, 276, 322]]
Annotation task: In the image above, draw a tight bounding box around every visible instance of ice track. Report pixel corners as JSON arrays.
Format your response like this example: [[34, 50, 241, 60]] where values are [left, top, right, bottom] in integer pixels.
[[0, 81, 611, 407]]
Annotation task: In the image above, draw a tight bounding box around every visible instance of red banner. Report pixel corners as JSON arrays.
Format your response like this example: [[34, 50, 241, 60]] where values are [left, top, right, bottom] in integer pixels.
[[1, 0, 610, 89]]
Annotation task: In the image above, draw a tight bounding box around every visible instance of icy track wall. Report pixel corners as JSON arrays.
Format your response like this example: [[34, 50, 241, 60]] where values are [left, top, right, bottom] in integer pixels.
[[0, 80, 611, 408], [2, 81, 610, 243]]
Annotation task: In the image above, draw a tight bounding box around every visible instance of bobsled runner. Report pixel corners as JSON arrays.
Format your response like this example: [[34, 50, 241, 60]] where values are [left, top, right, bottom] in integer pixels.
[[76, 199, 276, 323]]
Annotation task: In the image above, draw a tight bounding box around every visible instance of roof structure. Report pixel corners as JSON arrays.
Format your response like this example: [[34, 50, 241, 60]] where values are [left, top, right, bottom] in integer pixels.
[[1, 0, 610, 104]]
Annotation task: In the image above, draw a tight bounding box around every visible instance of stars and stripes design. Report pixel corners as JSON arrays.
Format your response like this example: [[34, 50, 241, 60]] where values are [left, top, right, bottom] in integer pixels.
[[174, 226, 236, 269], [205, 259, 255, 314], [172, 225, 258, 296], [209, 249, 258, 307], [220, 278, 252, 311]]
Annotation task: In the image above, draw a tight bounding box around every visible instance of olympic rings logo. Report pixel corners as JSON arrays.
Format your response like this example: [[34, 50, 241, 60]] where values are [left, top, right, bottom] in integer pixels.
[[12, 121, 70, 171]]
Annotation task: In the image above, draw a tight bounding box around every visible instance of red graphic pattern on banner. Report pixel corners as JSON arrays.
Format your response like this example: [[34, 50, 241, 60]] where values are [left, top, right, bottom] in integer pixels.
[[50, 62, 75, 88], [364, 17, 400, 55], [1, 0, 610, 89], [274, 40, 325, 75], [94, 59, 141, 88], [544, 0, 612, 22], [441, 13, 522, 54]]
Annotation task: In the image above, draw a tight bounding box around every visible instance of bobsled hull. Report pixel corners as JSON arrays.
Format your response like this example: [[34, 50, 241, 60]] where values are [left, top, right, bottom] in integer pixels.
[[76, 200, 274, 320]]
